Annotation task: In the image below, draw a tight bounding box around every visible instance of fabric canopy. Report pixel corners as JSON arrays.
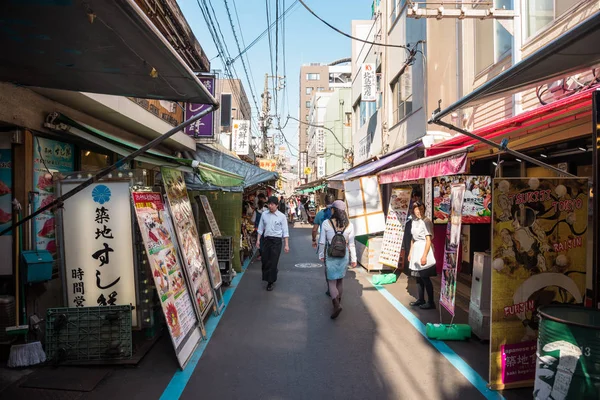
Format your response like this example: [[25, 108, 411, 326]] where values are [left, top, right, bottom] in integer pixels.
[[54, 113, 244, 187], [331, 141, 422, 182], [378, 147, 471, 184], [184, 144, 278, 191], [431, 10, 600, 122]]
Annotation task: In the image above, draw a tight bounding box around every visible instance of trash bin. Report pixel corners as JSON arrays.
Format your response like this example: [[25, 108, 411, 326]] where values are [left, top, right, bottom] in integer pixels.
[[534, 305, 600, 400]]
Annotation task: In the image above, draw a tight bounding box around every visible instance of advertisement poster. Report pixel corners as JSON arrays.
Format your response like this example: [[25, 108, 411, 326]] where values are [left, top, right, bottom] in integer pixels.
[[132, 192, 198, 351], [344, 176, 386, 236], [0, 145, 12, 275], [198, 195, 221, 237], [433, 175, 491, 224], [440, 184, 466, 315], [490, 178, 588, 390], [379, 188, 412, 267], [33, 138, 74, 257], [201, 233, 223, 290], [184, 76, 215, 137], [161, 168, 213, 316], [61, 181, 137, 325]]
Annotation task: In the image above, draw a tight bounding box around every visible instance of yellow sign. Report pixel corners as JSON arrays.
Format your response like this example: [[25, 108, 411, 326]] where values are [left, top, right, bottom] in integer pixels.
[[259, 158, 277, 172], [490, 178, 588, 390], [304, 167, 312, 175]]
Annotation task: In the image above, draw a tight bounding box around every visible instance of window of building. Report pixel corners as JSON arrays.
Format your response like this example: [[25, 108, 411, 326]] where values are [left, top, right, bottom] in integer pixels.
[[81, 149, 111, 172], [360, 101, 377, 127], [389, 0, 408, 26], [306, 73, 320, 81], [317, 87, 326, 92], [391, 66, 413, 125], [474, 0, 513, 74], [305, 101, 311, 108], [524, 0, 579, 40], [306, 115, 310, 121], [305, 87, 313, 95]]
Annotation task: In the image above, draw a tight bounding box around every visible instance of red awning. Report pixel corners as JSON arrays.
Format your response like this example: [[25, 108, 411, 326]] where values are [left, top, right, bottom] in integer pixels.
[[427, 88, 595, 156], [378, 147, 471, 184]]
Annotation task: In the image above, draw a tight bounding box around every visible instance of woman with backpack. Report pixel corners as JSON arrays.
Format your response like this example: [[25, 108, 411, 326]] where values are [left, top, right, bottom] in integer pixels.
[[318, 200, 357, 319]]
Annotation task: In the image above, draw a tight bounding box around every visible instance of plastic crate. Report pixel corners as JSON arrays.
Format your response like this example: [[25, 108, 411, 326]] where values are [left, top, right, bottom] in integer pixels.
[[214, 236, 233, 261], [45, 305, 132, 363]]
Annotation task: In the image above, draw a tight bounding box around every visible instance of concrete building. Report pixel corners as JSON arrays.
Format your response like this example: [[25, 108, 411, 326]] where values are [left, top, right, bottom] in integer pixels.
[[306, 92, 333, 182]]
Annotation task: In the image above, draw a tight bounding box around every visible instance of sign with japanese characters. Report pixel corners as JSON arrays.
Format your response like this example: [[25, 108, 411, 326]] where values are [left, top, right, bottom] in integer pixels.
[[490, 178, 588, 390], [317, 156, 326, 179], [198, 195, 221, 237], [161, 168, 214, 316], [232, 120, 251, 156], [361, 63, 376, 102], [0, 141, 12, 275], [132, 191, 201, 368], [33, 138, 74, 259], [440, 184, 465, 316], [316, 129, 325, 154], [61, 181, 137, 325], [184, 76, 215, 137], [201, 233, 223, 290], [433, 175, 491, 224], [258, 158, 277, 172], [379, 187, 412, 268]]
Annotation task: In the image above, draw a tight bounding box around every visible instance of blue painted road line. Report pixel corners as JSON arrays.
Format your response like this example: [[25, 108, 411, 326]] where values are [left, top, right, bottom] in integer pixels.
[[357, 269, 505, 400], [160, 260, 250, 400]]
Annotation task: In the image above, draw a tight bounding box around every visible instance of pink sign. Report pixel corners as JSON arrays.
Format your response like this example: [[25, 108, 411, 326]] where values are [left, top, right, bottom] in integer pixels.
[[501, 341, 537, 384]]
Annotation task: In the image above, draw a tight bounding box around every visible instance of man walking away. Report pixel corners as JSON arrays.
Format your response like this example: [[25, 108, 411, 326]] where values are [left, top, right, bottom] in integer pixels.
[[278, 196, 287, 214], [313, 194, 335, 296], [257, 196, 290, 291]]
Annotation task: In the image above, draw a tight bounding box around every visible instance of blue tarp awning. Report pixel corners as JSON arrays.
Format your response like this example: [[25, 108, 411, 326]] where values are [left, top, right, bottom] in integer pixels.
[[184, 144, 278, 191]]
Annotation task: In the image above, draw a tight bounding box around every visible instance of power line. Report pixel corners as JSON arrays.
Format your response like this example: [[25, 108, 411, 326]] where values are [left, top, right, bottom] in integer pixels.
[[232, 0, 259, 111], [274, 0, 280, 125], [297, 0, 410, 50], [286, 115, 348, 152], [266, 0, 276, 94]]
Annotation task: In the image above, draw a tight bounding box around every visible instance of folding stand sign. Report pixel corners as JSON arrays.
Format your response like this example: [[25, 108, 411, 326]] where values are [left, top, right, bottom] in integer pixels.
[[201, 232, 225, 314]]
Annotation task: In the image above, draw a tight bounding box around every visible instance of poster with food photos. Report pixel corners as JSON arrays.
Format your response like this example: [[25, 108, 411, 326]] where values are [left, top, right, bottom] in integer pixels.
[[161, 167, 213, 316], [433, 175, 491, 224], [132, 192, 198, 352], [379, 188, 413, 267]]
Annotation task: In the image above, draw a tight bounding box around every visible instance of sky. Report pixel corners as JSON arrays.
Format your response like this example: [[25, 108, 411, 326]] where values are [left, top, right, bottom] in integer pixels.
[[178, 0, 373, 162]]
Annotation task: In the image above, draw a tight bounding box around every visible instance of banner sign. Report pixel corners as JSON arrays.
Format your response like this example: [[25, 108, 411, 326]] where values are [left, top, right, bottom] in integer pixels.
[[259, 158, 277, 172], [184, 76, 215, 137], [433, 175, 491, 224], [440, 184, 466, 315], [0, 143, 12, 275], [198, 195, 221, 237], [379, 188, 412, 267], [317, 156, 326, 179], [132, 191, 201, 368], [161, 168, 214, 316], [490, 178, 588, 390], [344, 176, 386, 236], [33, 138, 74, 258], [61, 181, 137, 325], [232, 120, 251, 156], [201, 233, 223, 290], [361, 63, 376, 102]]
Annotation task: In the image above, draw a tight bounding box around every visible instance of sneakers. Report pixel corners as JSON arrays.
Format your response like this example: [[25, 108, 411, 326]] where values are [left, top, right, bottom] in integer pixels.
[[266, 283, 274, 291], [409, 300, 425, 307]]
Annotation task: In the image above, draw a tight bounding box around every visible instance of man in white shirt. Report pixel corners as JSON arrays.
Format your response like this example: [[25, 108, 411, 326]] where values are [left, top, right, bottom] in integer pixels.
[[256, 196, 290, 291]]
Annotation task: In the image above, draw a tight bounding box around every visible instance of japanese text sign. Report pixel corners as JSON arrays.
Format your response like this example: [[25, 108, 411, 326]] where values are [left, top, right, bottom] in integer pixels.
[[232, 119, 251, 155], [361, 63, 376, 102], [184, 77, 215, 137]]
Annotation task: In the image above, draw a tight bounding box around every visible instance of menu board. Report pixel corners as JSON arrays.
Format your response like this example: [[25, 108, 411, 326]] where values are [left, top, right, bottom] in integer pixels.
[[199, 195, 221, 237], [379, 188, 412, 267], [132, 191, 201, 368], [433, 175, 491, 224], [201, 233, 223, 290], [161, 168, 213, 316]]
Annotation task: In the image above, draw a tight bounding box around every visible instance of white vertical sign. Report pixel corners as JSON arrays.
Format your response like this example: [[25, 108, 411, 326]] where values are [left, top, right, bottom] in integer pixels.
[[316, 129, 325, 154], [317, 156, 326, 179], [362, 63, 376, 102], [232, 120, 250, 155], [61, 181, 137, 325]]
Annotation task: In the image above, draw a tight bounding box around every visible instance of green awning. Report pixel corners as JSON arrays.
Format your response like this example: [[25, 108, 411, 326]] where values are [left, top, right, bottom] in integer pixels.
[[51, 113, 243, 187], [295, 182, 327, 194]]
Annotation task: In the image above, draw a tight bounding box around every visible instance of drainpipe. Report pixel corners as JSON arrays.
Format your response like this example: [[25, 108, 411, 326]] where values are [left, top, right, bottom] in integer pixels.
[[512, 0, 522, 116], [380, 0, 388, 155]]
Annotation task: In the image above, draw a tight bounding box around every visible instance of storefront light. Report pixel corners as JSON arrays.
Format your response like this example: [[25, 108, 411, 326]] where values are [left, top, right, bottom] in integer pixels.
[[540, 153, 548, 158]]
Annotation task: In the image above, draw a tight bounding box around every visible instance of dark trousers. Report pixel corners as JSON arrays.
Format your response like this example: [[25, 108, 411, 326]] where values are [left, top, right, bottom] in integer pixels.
[[262, 237, 282, 283], [417, 277, 434, 304]]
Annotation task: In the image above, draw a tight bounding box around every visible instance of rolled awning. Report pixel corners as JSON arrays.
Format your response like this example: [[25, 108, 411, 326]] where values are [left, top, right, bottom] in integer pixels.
[[0, 0, 217, 105], [378, 146, 472, 184], [431, 10, 600, 122]]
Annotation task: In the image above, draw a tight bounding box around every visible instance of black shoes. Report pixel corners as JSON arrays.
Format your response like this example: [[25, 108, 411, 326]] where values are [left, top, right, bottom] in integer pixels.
[[419, 303, 435, 310], [331, 297, 342, 319], [266, 283, 274, 291], [410, 300, 425, 307]]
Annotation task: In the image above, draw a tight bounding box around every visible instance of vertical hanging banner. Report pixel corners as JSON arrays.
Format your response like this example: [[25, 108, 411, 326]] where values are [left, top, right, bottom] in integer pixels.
[[60, 181, 137, 325], [33, 138, 74, 257], [0, 141, 12, 275], [232, 120, 250, 156], [440, 184, 466, 315], [490, 178, 588, 390], [132, 192, 201, 369], [361, 63, 376, 102], [198, 195, 221, 237], [201, 233, 223, 290], [379, 187, 412, 267], [184, 76, 215, 138], [161, 168, 214, 316]]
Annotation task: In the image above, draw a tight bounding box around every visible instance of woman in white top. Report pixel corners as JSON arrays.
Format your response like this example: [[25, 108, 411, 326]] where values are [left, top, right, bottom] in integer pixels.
[[407, 201, 437, 310], [319, 200, 357, 319]]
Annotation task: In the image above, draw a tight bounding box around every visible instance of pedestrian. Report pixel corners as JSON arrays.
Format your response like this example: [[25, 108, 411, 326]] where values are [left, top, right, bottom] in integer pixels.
[[319, 200, 357, 319], [312, 194, 335, 296], [256, 196, 290, 291], [278, 195, 287, 214], [407, 201, 437, 310], [401, 190, 422, 275]]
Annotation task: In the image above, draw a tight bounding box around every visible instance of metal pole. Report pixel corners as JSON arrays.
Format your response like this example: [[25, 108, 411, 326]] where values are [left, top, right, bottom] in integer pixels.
[[0, 106, 214, 237], [592, 90, 599, 308], [432, 119, 577, 178]]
